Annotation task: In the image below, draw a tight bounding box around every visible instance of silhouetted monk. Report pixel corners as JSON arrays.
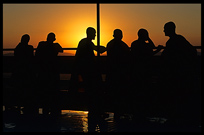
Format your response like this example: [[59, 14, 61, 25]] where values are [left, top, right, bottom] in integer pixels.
[[35, 32, 63, 116], [12, 34, 37, 114], [130, 29, 163, 117], [160, 21, 199, 124], [106, 29, 130, 119], [73, 27, 106, 132]]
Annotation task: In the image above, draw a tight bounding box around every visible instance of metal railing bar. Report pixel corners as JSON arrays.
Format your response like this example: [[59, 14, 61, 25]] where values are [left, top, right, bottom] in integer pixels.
[[2, 46, 201, 51]]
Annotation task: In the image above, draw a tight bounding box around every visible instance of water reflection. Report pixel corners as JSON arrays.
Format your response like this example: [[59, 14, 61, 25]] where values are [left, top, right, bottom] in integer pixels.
[[3, 106, 201, 132], [60, 110, 88, 132], [82, 116, 88, 132]]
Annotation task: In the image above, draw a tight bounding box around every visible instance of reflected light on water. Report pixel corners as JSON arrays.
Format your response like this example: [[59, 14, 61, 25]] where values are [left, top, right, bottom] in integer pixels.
[[61, 110, 88, 115], [61, 110, 88, 132], [82, 115, 88, 132]]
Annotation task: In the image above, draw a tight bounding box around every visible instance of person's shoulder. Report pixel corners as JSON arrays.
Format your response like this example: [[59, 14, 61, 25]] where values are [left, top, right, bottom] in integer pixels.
[[78, 38, 87, 45], [39, 41, 46, 44], [79, 38, 87, 43], [77, 38, 87, 49], [36, 41, 47, 51], [121, 40, 128, 46], [107, 39, 114, 46], [131, 40, 139, 46], [176, 34, 185, 38], [15, 43, 21, 49], [38, 41, 46, 46], [176, 34, 186, 40], [28, 45, 33, 48], [53, 42, 61, 47], [175, 34, 191, 45], [121, 40, 127, 44], [132, 40, 139, 44], [53, 43, 63, 52]]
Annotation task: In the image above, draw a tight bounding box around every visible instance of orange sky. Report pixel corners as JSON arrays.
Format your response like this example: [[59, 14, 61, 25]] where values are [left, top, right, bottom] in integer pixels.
[[3, 4, 201, 55]]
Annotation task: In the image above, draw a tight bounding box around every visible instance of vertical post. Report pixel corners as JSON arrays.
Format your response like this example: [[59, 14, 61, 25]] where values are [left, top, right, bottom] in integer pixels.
[[97, 3, 100, 57]]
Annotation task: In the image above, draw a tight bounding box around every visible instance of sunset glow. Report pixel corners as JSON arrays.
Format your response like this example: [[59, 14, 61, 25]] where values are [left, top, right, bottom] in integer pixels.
[[3, 3, 201, 55]]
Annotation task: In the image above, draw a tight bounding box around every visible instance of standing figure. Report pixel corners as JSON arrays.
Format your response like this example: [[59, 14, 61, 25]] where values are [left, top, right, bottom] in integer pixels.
[[12, 34, 36, 114], [106, 29, 130, 118], [35, 32, 63, 116], [73, 27, 106, 132], [160, 21, 199, 124], [130, 29, 163, 117]]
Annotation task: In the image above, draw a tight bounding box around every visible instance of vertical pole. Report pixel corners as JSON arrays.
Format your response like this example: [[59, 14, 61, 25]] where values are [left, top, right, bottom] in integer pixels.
[[97, 3, 100, 57]]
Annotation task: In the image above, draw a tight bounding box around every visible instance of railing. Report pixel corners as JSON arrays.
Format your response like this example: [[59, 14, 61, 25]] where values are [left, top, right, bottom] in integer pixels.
[[3, 48, 77, 51], [3, 46, 201, 73], [2, 46, 202, 51]]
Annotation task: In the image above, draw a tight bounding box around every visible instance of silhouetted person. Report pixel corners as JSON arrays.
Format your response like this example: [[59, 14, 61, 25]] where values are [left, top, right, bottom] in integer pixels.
[[106, 29, 130, 119], [35, 32, 63, 116], [72, 27, 106, 132], [130, 29, 163, 117], [159, 21, 199, 125], [11, 34, 37, 114]]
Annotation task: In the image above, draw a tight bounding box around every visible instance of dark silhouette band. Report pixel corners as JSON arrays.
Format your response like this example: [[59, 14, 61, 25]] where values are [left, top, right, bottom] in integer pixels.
[[6, 21, 200, 132]]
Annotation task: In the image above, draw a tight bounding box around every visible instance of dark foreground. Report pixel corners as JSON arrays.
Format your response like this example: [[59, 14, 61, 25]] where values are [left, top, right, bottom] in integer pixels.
[[3, 55, 201, 132], [3, 107, 201, 132]]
